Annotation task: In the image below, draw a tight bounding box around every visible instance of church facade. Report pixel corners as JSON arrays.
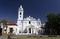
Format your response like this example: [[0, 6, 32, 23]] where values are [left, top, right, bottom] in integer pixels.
[[0, 5, 43, 35]]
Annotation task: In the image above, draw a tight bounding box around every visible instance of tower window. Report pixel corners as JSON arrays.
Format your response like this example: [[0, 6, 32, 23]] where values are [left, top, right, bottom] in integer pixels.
[[29, 21, 31, 24], [20, 13, 21, 15], [20, 16, 21, 17]]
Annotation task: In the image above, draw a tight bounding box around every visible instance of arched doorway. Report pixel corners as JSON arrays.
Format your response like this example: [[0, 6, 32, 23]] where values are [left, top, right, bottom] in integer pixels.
[[29, 28, 31, 33], [0, 28, 2, 35], [27, 25, 34, 34], [9, 28, 13, 33]]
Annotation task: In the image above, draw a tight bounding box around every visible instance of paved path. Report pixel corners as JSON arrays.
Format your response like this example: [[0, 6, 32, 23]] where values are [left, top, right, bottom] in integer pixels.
[[0, 36, 8, 39]]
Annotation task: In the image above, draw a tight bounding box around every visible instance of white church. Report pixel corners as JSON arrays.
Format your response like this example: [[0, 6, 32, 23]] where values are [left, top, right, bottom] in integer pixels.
[[0, 5, 43, 35]]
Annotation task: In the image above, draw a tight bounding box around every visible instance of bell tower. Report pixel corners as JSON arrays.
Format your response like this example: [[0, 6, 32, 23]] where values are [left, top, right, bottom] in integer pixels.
[[17, 5, 24, 26], [18, 5, 24, 20]]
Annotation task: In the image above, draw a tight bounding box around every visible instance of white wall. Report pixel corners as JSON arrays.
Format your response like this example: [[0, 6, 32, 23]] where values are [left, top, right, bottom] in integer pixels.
[[7, 25, 18, 35]]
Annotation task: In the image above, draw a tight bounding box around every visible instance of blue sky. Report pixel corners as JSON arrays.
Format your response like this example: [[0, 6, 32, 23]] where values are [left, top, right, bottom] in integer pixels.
[[0, 0, 60, 23]]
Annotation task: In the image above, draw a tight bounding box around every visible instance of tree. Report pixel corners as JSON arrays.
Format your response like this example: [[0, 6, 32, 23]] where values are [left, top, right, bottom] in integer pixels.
[[1, 18, 8, 35], [44, 13, 60, 35]]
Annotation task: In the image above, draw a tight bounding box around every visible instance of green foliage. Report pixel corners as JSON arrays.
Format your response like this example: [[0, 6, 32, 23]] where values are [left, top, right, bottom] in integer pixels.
[[2, 19, 7, 25], [45, 13, 60, 35]]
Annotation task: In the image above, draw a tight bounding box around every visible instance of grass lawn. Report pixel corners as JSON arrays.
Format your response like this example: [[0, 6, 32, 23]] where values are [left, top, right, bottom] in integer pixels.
[[10, 35, 60, 39]]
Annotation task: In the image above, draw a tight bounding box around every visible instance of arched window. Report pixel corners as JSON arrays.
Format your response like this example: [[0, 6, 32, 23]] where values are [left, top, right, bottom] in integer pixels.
[[20, 12, 21, 15], [20, 16, 21, 17], [29, 21, 31, 24]]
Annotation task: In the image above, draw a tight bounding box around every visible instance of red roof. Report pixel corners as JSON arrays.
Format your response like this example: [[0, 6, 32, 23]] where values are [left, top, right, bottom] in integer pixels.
[[7, 21, 16, 25]]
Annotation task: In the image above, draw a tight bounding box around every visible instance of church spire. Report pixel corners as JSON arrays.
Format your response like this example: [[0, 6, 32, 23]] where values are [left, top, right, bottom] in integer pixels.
[[20, 5, 22, 8], [19, 5, 23, 11]]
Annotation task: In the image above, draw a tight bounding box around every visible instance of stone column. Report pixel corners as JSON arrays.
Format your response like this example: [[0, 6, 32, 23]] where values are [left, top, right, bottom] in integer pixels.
[[31, 28, 32, 34], [32, 28, 34, 34], [34, 28, 35, 33], [27, 27, 29, 34], [34, 28, 36, 34]]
